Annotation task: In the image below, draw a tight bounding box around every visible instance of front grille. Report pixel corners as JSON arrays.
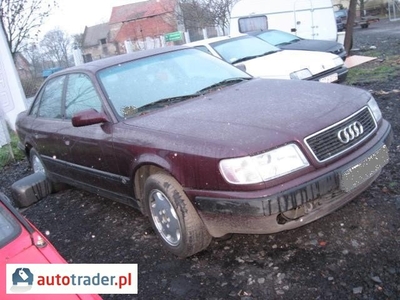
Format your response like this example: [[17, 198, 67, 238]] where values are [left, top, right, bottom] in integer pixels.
[[305, 107, 377, 162]]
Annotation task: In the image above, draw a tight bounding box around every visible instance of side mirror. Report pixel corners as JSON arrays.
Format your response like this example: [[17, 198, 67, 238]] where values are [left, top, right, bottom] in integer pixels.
[[71, 109, 109, 127]]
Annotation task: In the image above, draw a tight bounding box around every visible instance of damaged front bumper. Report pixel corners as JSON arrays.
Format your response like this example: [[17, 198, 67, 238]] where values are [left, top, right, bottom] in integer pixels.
[[193, 121, 392, 237]]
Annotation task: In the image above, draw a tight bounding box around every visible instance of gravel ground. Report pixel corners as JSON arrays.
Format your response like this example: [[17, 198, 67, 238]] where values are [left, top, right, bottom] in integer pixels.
[[1, 18, 400, 300]]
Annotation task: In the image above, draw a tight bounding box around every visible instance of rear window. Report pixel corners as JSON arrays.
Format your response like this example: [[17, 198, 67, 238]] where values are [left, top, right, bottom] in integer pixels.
[[0, 206, 21, 248], [239, 16, 268, 33]]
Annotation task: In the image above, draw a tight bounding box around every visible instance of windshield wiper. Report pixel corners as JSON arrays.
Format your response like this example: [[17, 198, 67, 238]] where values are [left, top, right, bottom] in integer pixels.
[[277, 39, 301, 46], [232, 51, 279, 64], [136, 78, 251, 114], [196, 77, 251, 94], [137, 94, 199, 113], [276, 42, 292, 46]]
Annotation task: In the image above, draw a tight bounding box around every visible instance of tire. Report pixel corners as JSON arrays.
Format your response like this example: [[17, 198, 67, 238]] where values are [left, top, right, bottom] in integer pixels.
[[144, 173, 212, 257], [29, 149, 67, 192]]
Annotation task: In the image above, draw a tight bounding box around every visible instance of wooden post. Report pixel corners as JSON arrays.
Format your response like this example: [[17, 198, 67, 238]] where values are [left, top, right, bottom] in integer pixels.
[[344, 0, 358, 54]]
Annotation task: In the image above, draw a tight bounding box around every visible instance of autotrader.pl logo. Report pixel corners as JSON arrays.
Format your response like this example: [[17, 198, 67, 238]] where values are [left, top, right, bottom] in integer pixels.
[[6, 263, 138, 294], [10, 267, 34, 293]]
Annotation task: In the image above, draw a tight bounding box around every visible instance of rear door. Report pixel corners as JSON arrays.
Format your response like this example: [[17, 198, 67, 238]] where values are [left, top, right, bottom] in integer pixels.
[[29, 75, 72, 175], [294, 0, 337, 41], [294, 0, 314, 39]]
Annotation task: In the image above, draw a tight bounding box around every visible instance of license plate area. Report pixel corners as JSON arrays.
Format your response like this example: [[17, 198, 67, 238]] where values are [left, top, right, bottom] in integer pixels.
[[319, 73, 338, 83], [340, 145, 389, 192]]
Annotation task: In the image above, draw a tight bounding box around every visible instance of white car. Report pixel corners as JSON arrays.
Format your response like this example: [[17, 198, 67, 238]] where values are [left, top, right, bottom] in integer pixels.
[[186, 35, 348, 83]]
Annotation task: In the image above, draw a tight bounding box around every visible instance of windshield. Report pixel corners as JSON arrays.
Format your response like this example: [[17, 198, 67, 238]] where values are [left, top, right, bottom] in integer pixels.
[[210, 36, 280, 64], [335, 10, 348, 18], [257, 30, 302, 46], [98, 48, 251, 118], [0, 205, 21, 248]]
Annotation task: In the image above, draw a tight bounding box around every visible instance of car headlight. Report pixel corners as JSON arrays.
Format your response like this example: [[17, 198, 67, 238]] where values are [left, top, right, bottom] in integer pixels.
[[333, 56, 344, 67], [368, 97, 382, 122], [219, 144, 309, 185], [290, 69, 312, 80]]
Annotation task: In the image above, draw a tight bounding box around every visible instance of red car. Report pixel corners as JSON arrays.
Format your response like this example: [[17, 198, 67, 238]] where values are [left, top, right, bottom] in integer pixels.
[[0, 192, 101, 300]]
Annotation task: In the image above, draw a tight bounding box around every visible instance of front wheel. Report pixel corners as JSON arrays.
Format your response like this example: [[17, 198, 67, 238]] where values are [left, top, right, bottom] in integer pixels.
[[144, 173, 212, 257]]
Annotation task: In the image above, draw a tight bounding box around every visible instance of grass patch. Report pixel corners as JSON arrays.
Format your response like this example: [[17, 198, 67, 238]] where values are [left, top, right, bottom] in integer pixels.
[[346, 54, 400, 85], [0, 129, 26, 169]]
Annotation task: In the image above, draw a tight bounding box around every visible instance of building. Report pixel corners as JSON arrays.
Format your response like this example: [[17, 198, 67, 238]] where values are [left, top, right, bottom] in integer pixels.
[[82, 23, 118, 62], [108, 0, 181, 52]]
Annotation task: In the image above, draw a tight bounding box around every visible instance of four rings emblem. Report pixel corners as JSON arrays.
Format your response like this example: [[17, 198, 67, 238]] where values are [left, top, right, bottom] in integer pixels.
[[337, 121, 364, 144]]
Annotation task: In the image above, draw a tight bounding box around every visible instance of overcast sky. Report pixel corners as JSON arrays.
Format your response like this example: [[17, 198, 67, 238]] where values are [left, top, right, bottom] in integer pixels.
[[42, 0, 139, 36]]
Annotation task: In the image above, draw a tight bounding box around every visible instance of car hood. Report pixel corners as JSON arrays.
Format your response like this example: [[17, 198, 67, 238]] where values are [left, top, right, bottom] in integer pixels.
[[236, 50, 341, 79], [280, 39, 343, 54], [122, 79, 370, 156]]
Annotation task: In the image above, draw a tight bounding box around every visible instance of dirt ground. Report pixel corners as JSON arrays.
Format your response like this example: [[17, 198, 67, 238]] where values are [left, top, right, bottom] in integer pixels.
[[1, 19, 399, 300]]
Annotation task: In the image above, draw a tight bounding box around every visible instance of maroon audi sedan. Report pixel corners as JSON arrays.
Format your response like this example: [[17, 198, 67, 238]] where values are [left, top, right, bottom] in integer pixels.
[[16, 46, 392, 257]]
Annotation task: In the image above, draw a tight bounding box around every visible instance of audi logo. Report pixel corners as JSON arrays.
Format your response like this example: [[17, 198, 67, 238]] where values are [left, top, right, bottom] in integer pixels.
[[337, 121, 364, 144]]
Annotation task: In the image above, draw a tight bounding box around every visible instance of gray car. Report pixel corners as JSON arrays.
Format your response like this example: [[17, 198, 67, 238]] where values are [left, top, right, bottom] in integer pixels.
[[248, 29, 347, 60]]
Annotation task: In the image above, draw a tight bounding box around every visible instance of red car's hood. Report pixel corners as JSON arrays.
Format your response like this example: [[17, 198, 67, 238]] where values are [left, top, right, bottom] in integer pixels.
[[123, 78, 370, 155]]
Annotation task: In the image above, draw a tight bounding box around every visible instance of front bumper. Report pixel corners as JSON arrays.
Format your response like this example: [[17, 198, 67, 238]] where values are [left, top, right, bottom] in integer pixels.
[[192, 122, 392, 237], [309, 66, 348, 83]]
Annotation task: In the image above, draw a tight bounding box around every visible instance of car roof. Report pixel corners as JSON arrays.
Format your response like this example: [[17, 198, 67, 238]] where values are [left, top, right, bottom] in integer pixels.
[[46, 45, 190, 79], [186, 36, 236, 46]]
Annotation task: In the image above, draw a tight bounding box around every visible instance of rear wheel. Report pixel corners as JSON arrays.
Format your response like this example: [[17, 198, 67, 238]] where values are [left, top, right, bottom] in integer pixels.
[[144, 173, 212, 257], [29, 149, 66, 192], [29, 149, 46, 175]]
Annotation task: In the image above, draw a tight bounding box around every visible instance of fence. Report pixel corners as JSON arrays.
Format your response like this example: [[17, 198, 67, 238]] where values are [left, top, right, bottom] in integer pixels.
[[389, 0, 400, 21]]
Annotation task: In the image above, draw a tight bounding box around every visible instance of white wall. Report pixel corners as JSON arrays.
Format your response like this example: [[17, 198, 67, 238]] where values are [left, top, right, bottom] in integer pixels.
[[0, 27, 27, 131]]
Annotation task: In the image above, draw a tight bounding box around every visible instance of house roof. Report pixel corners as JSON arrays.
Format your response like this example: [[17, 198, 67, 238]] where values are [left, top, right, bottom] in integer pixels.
[[109, 0, 175, 24], [115, 15, 175, 42], [83, 23, 110, 47]]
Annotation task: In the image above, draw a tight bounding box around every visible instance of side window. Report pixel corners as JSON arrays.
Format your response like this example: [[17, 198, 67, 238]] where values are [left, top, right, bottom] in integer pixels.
[[65, 74, 102, 119], [37, 76, 65, 119], [238, 16, 268, 33]]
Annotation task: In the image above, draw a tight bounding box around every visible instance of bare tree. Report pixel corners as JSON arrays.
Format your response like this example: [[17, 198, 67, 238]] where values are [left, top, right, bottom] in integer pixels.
[[178, 0, 237, 35], [22, 42, 42, 76], [72, 33, 84, 49], [0, 0, 58, 58], [40, 29, 71, 68], [208, 0, 238, 34], [178, 0, 213, 31]]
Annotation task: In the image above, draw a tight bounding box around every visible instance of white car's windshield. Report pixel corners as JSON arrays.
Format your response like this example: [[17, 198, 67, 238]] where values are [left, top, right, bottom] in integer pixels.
[[98, 48, 251, 118], [257, 31, 302, 46], [211, 36, 280, 64]]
